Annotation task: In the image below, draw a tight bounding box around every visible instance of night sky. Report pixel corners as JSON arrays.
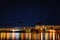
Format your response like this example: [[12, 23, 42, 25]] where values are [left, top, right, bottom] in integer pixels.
[[0, 0, 60, 27]]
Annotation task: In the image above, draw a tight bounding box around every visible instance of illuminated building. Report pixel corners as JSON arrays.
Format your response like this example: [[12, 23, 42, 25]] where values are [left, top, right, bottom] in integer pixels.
[[0, 25, 60, 40]]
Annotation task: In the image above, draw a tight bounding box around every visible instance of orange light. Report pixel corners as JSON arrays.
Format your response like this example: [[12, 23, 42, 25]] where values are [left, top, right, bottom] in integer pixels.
[[41, 28, 43, 30], [49, 30, 56, 33], [53, 30, 55, 32], [49, 30, 53, 32]]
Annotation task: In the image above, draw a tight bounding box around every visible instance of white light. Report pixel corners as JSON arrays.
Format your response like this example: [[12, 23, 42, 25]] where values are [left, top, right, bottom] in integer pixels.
[[13, 30, 19, 31], [12, 32, 16, 39], [41, 32, 43, 40], [10, 29, 19, 32]]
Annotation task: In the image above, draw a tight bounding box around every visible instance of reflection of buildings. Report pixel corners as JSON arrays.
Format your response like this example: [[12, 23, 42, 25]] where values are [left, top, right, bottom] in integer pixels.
[[0, 25, 60, 40]]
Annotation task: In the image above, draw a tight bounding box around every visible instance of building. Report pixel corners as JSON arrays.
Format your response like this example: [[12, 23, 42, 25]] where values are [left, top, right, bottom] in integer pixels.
[[0, 25, 60, 40]]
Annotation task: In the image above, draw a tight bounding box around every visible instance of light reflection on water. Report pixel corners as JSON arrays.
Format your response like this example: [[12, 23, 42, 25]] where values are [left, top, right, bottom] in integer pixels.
[[0, 31, 60, 40]]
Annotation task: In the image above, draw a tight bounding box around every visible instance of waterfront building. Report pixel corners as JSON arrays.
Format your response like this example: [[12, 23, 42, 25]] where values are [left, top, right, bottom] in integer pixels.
[[0, 25, 60, 40]]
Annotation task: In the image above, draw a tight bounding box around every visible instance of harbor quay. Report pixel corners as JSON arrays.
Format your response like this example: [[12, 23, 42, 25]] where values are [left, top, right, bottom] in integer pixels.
[[0, 25, 60, 40]]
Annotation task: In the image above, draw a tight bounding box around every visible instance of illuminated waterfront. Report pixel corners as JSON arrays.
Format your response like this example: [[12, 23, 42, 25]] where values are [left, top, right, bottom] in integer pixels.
[[0, 25, 60, 40]]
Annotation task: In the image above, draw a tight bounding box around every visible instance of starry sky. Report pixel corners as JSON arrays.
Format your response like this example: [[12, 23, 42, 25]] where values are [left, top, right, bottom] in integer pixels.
[[0, 0, 60, 27]]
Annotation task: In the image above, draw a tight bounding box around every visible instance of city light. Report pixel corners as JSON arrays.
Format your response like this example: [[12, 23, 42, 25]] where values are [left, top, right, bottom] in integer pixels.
[[0, 25, 60, 40], [10, 29, 19, 32]]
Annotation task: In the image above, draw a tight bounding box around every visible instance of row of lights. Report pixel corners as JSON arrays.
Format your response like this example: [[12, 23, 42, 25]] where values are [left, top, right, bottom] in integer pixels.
[[9, 28, 56, 33]]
